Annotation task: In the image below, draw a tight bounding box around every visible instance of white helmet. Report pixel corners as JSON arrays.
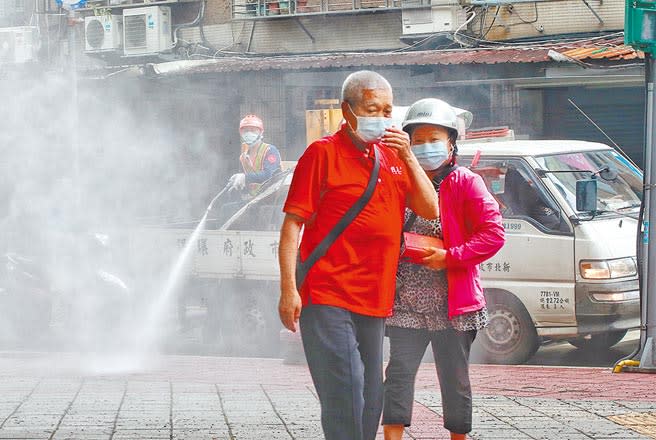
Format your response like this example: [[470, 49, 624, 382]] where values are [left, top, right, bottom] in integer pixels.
[[402, 98, 472, 137]]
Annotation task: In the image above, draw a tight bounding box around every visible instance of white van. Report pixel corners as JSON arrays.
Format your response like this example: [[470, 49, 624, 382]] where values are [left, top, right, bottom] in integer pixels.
[[458, 138, 641, 364], [136, 137, 642, 364]]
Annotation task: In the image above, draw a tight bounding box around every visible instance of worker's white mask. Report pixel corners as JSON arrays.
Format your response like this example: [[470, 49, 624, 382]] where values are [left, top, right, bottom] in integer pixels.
[[241, 130, 261, 145]]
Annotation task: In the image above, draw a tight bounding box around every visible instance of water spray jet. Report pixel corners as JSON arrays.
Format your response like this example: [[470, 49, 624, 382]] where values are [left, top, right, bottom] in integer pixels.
[[130, 182, 232, 357]]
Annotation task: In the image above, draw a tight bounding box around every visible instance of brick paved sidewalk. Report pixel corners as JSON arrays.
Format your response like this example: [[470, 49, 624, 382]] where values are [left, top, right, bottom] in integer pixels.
[[0, 352, 655, 439]]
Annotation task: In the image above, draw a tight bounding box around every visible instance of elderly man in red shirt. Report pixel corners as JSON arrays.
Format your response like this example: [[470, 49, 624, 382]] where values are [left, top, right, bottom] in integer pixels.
[[278, 70, 438, 440]]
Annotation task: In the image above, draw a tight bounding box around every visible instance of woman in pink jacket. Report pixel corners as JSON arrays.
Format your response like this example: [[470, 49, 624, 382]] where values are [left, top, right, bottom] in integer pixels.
[[383, 98, 505, 440]]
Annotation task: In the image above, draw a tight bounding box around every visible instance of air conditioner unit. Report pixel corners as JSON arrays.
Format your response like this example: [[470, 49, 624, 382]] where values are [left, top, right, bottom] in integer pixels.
[[401, 5, 463, 35], [0, 26, 36, 64], [85, 15, 123, 53], [123, 6, 172, 56]]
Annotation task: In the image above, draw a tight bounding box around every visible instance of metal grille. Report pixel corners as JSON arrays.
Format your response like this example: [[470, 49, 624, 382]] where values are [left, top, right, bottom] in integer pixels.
[[85, 19, 105, 49], [124, 14, 146, 49]]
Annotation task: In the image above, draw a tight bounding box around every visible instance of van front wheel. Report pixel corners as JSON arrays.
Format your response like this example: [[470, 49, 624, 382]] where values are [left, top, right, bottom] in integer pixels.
[[476, 294, 539, 364]]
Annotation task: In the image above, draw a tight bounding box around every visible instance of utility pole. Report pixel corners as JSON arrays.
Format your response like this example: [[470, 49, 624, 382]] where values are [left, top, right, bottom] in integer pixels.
[[57, 0, 85, 207], [624, 0, 656, 372], [68, 9, 81, 208], [640, 52, 656, 370]]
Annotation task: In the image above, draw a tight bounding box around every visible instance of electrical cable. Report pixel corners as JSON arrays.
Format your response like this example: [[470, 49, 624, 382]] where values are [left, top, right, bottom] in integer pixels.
[[199, 20, 222, 54], [185, 25, 627, 58], [481, 5, 500, 40], [458, 30, 625, 49], [511, 3, 538, 25], [390, 33, 453, 53], [453, 7, 476, 48]]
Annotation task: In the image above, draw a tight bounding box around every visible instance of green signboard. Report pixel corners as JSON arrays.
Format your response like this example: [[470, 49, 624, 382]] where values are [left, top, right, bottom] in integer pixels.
[[626, 0, 656, 53]]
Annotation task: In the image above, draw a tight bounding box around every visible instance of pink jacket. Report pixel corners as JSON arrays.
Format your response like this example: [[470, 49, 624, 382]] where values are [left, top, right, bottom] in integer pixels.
[[439, 167, 505, 318]]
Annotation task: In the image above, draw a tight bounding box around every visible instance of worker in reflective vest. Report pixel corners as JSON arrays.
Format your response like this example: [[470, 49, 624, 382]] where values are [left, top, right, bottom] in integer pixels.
[[228, 114, 282, 196]]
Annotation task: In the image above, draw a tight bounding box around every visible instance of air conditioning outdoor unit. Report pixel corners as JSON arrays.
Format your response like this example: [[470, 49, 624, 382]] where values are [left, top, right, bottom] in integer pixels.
[[0, 26, 36, 64], [123, 6, 172, 56], [401, 5, 462, 35], [85, 14, 123, 53]]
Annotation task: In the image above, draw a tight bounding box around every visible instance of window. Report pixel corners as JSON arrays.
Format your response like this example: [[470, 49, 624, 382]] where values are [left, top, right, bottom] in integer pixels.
[[534, 150, 642, 216], [462, 158, 570, 234], [223, 172, 291, 231]]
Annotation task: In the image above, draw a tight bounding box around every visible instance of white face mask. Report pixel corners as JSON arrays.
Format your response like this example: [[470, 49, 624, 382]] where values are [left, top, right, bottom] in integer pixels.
[[241, 130, 261, 145], [412, 141, 450, 171], [348, 104, 393, 144]]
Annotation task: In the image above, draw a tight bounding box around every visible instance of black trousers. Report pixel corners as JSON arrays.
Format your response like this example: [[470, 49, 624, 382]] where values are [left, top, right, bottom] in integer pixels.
[[383, 326, 477, 434], [300, 304, 385, 440]]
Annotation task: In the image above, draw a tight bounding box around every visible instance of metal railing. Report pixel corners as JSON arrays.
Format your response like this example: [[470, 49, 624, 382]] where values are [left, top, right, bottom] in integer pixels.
[[232, 0, 410, 19]]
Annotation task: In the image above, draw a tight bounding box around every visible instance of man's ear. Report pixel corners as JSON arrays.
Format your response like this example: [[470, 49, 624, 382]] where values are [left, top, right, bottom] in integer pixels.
[[341, 101, 356, 131], [340, 101, 349, 114]]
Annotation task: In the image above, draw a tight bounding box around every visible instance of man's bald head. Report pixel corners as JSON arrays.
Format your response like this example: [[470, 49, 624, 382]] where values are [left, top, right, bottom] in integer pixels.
[[341, 71, 392, 107]]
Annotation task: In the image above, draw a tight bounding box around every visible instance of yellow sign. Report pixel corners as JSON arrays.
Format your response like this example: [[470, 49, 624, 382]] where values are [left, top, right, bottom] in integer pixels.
[[305, 108, 343, 145]]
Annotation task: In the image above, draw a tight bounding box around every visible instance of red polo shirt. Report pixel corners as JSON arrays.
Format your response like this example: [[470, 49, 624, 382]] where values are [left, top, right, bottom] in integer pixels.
[[283, 126, 411, 317]]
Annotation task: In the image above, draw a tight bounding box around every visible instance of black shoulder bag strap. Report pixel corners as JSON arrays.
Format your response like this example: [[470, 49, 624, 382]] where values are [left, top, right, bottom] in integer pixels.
[[403, 212, 418, 232], [398, 211, 418, 259], [296, 147, 381, 289]]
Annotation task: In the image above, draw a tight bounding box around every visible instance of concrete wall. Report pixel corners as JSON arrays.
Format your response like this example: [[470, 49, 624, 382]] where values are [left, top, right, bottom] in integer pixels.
[[182, 10, 405, 53], [191, 0, 625, 54], [478, 0, 624, 41]]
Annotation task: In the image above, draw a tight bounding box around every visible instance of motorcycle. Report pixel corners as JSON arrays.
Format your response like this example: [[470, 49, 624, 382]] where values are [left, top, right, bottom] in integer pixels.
[[0, 253, 52, 343], [0, 232, 132, 349]]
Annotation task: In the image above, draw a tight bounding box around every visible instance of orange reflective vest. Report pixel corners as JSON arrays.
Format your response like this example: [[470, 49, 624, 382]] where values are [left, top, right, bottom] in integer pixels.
[[240, 142, 271, 195]]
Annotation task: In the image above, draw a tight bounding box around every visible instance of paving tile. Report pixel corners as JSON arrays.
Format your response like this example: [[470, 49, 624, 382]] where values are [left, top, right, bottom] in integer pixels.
[[500, 416, 568, 429], [469, 428, 534, 439], [0, 428, 54, 439], [172, 431, 230, 439], [225, 414, 282, 424], [0, 354, 653, 439], [285, 422, 323, 437], [51, 427, 113, 440], [2, 414, 62, 429], [231, 431, 292, 440], [111, 429, 171, 439]]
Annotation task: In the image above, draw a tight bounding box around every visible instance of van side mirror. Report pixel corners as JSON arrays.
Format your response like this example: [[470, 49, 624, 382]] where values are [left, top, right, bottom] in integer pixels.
[[576, 178, 597, 212]]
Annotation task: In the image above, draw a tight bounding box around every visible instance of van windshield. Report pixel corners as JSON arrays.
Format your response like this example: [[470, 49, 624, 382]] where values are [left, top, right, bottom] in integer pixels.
[[535, 150, 642, 216]]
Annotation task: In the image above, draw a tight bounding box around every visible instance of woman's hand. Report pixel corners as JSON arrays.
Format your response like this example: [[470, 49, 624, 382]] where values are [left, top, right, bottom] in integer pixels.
[[420, 246, 447, 270]]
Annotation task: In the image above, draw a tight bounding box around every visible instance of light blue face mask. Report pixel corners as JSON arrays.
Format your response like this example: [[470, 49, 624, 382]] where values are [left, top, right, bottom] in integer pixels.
[[356, 116, 394, 143], [348, 104, 394, 144], [241, 130, 261, 145], [412, 141, 450, 171]]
